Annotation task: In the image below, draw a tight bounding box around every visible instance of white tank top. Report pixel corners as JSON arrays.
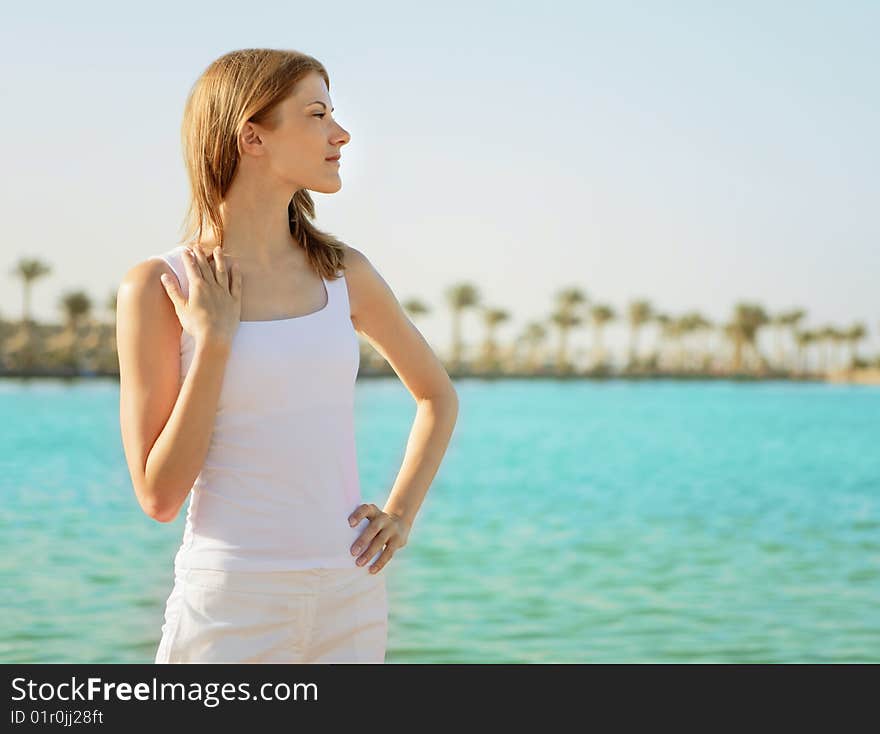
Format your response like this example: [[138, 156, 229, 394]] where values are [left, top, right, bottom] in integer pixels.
[[150, 244, 366, 571]]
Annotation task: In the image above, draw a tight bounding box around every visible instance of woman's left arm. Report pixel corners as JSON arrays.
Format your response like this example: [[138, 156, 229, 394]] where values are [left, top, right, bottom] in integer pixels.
[[343, 245, 459, 573]]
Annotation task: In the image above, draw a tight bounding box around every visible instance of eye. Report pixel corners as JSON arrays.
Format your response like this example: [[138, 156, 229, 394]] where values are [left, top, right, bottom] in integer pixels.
[[313, 113, 325, 118]]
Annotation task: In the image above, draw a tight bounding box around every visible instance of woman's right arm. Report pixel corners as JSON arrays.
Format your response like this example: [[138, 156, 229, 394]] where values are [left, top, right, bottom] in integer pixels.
[[116, 248, 239, 522]]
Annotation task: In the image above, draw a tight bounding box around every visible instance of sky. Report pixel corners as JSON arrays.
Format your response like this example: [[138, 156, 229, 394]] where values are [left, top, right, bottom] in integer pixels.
[[2, 0, 878, 365]]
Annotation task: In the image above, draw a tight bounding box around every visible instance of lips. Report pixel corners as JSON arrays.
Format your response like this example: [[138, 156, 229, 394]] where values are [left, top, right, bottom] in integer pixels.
[[325, 154, 341, 161]]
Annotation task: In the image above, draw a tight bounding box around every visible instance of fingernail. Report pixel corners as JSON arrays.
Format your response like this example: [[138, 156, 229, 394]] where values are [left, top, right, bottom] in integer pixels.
[[349, 518, 356, 526], [352, 545, 361, 554]]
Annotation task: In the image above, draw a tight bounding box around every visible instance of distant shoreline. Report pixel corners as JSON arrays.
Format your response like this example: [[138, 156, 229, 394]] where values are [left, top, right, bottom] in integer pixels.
[[2, 366, 879, 385]]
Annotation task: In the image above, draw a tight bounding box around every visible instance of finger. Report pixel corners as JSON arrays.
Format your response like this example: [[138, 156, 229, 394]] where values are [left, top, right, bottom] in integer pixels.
[[348, 503, 373, 527], [190, 245, 209, 280], [350, 526, 379, 557], [181, 246, 202, 281], [356, 526, 393, 567], [159, 272, 180, 306], [369, 540, 399, 574], [212, 246, 227, 288]]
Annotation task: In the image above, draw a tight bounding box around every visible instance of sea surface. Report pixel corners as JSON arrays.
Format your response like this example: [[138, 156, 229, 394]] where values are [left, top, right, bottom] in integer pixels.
[[1, 377, 878, 663]]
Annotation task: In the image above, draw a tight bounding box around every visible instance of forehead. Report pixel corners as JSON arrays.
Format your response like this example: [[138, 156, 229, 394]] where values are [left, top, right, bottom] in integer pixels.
[[289, 71, 330, 104]]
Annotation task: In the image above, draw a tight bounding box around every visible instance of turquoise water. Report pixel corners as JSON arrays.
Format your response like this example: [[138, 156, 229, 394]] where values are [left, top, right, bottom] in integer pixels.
[[1, 377, 878, 663]]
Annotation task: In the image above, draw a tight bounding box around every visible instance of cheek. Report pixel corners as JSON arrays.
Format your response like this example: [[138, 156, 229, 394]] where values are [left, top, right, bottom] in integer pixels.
[[268, 128, 324, 175], [272, 142, 308, 172], [284, 133, 323, 165]]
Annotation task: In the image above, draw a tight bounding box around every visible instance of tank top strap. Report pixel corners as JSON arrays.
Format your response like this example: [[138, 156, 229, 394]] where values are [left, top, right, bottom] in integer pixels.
[[149, 245, 191, 300], [149, 246, 351, 322], [327, 268, 351, 320]]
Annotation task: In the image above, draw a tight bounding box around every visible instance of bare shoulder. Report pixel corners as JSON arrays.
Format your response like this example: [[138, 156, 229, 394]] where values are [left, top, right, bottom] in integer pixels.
[[340, 242, 371, 279], [339, 244, 388, 326], [118, 257, 173, 305], [338, 244, 457, 401], [120, 255, 177, 287], [117, 257, 181, 332]]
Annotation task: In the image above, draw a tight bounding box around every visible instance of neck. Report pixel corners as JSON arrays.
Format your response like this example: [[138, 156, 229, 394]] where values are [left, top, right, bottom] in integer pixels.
[[207, 173, 303, 269]]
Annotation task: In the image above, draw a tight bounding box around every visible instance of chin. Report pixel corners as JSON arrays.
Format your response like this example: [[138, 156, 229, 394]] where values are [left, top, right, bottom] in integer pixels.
[[308, 179, 343, 194]]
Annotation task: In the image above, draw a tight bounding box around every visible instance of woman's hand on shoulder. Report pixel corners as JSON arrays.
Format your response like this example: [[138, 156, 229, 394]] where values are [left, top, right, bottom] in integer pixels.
[[161, 245, 242, 349]]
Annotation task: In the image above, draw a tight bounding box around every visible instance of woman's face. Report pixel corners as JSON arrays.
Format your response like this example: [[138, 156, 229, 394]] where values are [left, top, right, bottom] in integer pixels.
[[253, 70, 351, 193]]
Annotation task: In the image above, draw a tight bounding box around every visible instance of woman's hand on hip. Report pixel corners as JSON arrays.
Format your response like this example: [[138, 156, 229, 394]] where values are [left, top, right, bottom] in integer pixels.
[[348, 503, 410, 574]]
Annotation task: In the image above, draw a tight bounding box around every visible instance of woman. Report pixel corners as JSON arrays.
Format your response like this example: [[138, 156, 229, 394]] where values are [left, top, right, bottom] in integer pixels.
[[116, 48, 459, 663]]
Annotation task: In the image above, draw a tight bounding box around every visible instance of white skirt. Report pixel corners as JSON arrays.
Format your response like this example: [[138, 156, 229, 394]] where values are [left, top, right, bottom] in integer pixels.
[[154, 566, 388, 663]]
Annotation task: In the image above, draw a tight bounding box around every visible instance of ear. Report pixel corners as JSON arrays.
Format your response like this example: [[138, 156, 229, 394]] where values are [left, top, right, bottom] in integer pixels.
[[240, 121, 264, 155]]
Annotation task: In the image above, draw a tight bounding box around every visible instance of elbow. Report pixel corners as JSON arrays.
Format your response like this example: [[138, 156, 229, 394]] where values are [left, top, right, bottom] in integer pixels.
[[137, 488, 180, 524], [142, 501, 176, 524], [149, 506, 179, 524], [422, 384, 459, 416], [437, 371, 459, 405]]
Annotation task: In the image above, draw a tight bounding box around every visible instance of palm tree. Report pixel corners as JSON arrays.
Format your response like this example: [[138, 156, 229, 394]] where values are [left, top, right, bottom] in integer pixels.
[[444, 283, 479, 373], [557, 287, 587, 313], [727, 302, 770, 372], [653, 313, 689, 371], [61, 291, 92, 329], [816, 325, 835, 373], [667, 315, 690, 371], [479, 307, 510, 372], [804, 329, 822, 374], [769, 312, 788, 370], [589, 304, 615, 369], [829, 327, 847, 371], [92, 289, 120, 374], [48, 290, 92, 369], [678, 311, 712, 371], [626, 299, 652, 370], [518, 322, 547, 373], [843, 322, 867, 369], [793, 330, 811, 375], [106, 290, 118, 319], [551, 287, 588, 374], [651, 312, 671, 369], [674, 313, 693, 370], [691, 313, 714, 371], [778, 309, 807, 372], [11, 257, 52, 328], [550, 310, 582, 374], [402, 298, 430, 320]]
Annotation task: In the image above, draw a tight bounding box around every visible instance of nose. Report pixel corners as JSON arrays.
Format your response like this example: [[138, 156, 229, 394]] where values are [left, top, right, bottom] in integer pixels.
[[333, 121, 351, 146]]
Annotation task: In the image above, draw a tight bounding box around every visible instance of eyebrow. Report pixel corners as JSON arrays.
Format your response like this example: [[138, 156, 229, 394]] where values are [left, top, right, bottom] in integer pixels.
[[309, 100, 335, 112]]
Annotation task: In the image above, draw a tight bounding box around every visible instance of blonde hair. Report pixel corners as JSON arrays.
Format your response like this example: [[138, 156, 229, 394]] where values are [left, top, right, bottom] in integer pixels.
[[179, 48, 347, 279]]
